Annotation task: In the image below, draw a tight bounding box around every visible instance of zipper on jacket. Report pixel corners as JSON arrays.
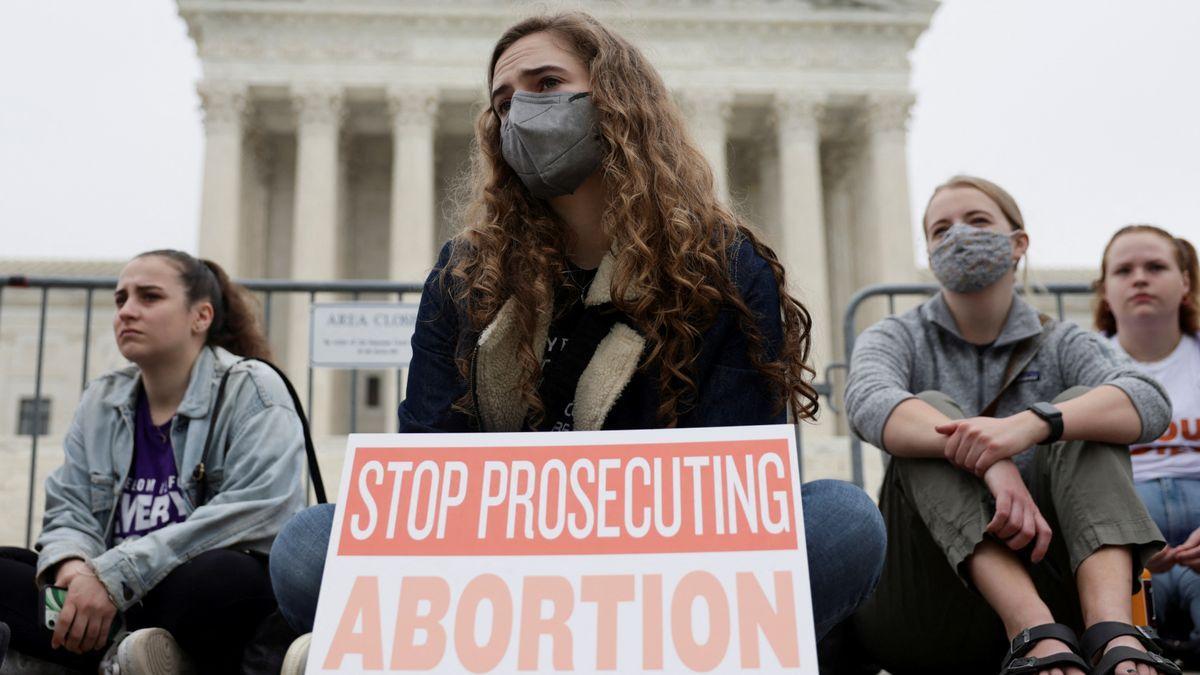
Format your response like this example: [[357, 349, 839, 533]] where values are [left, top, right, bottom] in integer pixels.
[[976, 350, 986, 414]]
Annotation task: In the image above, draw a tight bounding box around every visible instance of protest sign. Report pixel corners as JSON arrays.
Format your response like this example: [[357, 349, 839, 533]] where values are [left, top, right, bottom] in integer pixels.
[[307, 425, 816, 673]]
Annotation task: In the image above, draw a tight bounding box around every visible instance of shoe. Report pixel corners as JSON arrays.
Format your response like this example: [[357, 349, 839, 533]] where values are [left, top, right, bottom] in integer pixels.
[[280, 633, 311, 675], [99, 628, 196, 675], [1080, 621, 1183, 675], [998, 623, 1090, 674]]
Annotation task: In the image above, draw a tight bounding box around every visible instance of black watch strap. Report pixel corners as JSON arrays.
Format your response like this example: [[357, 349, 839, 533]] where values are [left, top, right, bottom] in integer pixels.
[[1027, 402, 1064, 445]]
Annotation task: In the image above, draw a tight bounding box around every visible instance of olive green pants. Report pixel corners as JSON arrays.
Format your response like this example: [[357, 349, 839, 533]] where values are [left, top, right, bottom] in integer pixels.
[[852, 387, 1164, 675]]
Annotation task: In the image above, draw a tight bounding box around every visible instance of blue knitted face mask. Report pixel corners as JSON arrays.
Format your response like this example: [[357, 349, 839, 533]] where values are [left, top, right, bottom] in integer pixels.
[[929, 222, 1019, 293], [500, 91, 604, 199]]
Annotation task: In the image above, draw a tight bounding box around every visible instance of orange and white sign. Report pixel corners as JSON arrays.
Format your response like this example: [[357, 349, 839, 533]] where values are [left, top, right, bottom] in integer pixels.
[[307, 425, 816, 673]]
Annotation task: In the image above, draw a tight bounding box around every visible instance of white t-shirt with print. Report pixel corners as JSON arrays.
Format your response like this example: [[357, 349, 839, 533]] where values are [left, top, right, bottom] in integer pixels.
[[1111, 333, 1200, 482]]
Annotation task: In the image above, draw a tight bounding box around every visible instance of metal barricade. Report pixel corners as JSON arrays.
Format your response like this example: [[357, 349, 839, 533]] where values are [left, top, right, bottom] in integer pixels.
[[0, 275, 424, 547], [0, 273, 842, 547]]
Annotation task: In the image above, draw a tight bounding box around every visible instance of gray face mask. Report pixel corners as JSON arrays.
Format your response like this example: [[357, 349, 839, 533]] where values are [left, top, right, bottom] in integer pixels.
[[500, 91, 604, 199], [929, 222, 1019, 293]]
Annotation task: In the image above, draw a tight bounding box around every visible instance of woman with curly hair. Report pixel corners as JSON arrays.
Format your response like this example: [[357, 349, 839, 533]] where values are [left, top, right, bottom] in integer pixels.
[[269, 11, 885, 671]]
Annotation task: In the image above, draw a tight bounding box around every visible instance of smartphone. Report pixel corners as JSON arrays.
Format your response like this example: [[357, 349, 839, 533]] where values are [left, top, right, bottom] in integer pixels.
[[39, 585, 123, 642], [40, 585, 68, 631]]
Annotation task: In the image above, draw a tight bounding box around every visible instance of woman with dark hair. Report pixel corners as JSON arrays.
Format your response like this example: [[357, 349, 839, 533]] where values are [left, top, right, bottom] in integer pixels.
[[269, 10, 886, 672], [0, 250, 307, 673], [1097, 225, 1200, 663], [845, 176, 1177, 675]]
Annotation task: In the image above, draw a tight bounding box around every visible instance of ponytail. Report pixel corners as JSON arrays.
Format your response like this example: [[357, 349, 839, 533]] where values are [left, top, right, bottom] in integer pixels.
[[1179, 236, 1200, 334], [136, 249, 273, 361], [201, 259, 273, 360]]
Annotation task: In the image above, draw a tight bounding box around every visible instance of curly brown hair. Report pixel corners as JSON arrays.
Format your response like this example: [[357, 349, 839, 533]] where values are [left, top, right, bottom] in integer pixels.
[[1093, 224, 1199, 336], [444, 11, 818, 427]]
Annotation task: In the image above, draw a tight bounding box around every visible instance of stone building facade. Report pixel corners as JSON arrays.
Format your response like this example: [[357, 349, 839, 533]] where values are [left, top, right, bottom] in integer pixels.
[[0, 0, 1107, 443]]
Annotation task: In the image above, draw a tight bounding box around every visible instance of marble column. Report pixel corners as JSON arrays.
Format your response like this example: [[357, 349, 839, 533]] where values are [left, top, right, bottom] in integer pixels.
[[196, 81, 248, 275], [755, 132, 782, 243], [861, 93, 917, 287], [820, 143, 859, 435], [679, 90, 733, 202], [774, 92, 833, 376], [386, 87, 440, 282], [289, 85, 345, 434], [238, 130, 273, 279], [820, 143, 859, 365], [383, 87, 439, 428], [292, 86, 345, 281]]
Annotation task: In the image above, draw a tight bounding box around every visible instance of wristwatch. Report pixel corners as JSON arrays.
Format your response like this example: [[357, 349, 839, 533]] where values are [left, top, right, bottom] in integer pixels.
[[1026, 402, 1064, 445]]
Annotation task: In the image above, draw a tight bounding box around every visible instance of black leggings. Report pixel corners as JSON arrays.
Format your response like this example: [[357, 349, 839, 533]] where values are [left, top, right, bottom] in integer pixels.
[[0, 546, 277, 672]]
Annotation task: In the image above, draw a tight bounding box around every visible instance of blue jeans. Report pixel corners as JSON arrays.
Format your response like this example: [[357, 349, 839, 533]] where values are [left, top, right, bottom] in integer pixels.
[[1136, 478, 1200, 640], [270, 478, 885, 642]]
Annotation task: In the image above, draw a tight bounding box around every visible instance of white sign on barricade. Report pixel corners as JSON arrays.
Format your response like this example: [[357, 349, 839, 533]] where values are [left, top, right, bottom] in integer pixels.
[[309, 302, 420, 368], [307, 425, 817, 673]]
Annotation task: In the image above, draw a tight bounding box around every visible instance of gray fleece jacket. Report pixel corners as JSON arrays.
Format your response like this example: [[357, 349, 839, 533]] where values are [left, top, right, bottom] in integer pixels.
[[845, 292, 1172, 459]]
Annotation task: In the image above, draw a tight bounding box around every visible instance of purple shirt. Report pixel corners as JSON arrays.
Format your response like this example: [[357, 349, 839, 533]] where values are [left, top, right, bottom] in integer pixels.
[[112, 387, 189, 544]]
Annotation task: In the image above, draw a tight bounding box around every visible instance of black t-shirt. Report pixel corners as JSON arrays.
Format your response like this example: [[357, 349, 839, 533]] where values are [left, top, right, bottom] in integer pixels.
[[532, 265, 599, 431]]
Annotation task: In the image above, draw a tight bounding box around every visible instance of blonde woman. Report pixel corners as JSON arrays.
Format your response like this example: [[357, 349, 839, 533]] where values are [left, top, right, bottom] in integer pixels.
[[846, 176, 1175, 675]]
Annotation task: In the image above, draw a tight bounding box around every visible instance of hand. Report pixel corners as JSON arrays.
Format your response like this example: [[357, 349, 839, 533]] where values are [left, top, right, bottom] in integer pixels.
[[1145, 545, 1177, 574], [51, 565, 117, 654], [936, 411, 1049, 476], [982, 460, 1052, 563], [53, 558, 89, 588], [1170, 527, 1200, 572]]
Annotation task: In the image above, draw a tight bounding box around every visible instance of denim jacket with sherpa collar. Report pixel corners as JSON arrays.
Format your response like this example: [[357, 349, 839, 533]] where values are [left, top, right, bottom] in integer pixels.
[[397, 236, 789, 433], [35, 346, 307, 611]]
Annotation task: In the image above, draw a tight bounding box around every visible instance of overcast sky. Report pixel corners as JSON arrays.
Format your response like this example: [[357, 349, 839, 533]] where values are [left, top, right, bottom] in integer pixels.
[[908, 0, 1200, 269], [1, 0, 1197, 269]]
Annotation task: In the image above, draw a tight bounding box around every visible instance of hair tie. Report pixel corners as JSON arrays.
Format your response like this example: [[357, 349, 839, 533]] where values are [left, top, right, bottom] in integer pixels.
[[201, 260, 226, 326]]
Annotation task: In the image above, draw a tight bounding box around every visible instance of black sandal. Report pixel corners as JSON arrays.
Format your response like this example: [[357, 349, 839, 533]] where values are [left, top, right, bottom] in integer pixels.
[[1000, 623, 1091, 674], [1081, 622, 1182, 675]]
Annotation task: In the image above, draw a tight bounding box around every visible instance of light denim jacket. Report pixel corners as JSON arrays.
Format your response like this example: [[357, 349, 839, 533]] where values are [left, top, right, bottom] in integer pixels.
[[35, 346, 307, 611]]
